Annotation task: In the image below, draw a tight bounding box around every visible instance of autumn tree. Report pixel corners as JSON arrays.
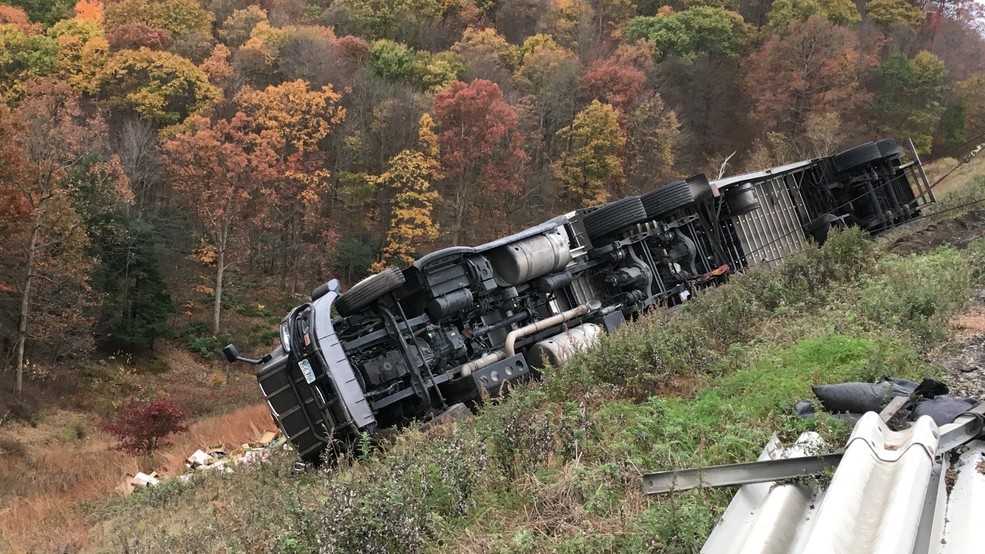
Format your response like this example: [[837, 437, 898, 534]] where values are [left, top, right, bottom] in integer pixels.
[[218, 5, 269, 48], [97, 47, 220, 127], [372, 114, 442, 270], [0, 79, 117, 393], [866, 0, 925, 29], [514, 35, 582, 166], [3, 0, 75, 27], [743, 16, 871, 145], [234, 79, 344, 156], [432, 79, 527, 244], [103, 0, 212, 39], [319, 0, 463, 48], [163, 114, 279, 333], [537, 0, 595, 50], [74, 0, 104, 24], [102, 399, 188, 455], [451, 26, 516, 87], [0, 5, 39, 34], [957, 75, 985, 143], [200, 43, 234, 92], [765, 0, 860, 29], [48, 17, 109, 93], [624, 92, 679, 192], [105, 23, 173, 51], [873, 51, 949, 153], [103, 0, 213, 61], [552, 100, 625, 206], [577, 46, 650, 110], [588, 0, 636, 42], [234, 80, 345, 288], [0, 23, 57, 97]]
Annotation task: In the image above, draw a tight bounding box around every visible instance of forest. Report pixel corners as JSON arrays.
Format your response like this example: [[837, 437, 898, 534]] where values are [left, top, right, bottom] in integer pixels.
[[1, 0, 984, 397]]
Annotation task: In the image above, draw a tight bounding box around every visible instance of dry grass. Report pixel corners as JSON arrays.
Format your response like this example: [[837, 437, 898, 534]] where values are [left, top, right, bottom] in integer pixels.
[[924, 154, 985, 196], [0, 403, 273, 553]]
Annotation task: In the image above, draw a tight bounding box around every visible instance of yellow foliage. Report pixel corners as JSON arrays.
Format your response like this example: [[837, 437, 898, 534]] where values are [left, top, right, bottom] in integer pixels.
[[195, 244, 217, 265], [372, 114, 442, 271], [234, 80, 345, 155]]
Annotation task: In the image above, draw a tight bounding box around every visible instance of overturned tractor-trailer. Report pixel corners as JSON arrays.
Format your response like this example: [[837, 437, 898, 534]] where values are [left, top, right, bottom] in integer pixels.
[[224, 138, 935, 462]]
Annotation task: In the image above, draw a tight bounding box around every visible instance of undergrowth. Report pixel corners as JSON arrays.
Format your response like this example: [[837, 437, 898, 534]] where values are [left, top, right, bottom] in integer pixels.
[[78, 228, 984, 554]]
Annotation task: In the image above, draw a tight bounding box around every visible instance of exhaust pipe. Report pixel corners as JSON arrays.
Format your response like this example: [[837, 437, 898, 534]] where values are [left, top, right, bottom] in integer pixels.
[[459, 301, 599, 376]]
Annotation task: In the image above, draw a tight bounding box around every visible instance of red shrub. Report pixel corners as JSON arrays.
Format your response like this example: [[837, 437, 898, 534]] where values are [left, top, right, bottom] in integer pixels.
[[101, 399, 189, 455]]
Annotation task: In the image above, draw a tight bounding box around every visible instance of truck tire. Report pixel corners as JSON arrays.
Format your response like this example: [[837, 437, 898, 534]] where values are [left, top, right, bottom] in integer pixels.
[[336, 267, 406, 316], [832, 142, 882, 172], [581, 196, 648, 240], [876, 138, 901, 159], [641, 178, 712, 220]]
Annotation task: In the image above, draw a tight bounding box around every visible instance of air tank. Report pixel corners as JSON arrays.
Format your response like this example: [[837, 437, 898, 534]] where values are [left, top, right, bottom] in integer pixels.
[[726, 182, 761, 216], [488, 228, 572, 286], [427, 288, 474, 319], [527, 323, 603, 368]]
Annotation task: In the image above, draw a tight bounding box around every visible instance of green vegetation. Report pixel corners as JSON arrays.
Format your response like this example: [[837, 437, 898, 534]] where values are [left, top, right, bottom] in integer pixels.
[[84, 227, 985, 552]]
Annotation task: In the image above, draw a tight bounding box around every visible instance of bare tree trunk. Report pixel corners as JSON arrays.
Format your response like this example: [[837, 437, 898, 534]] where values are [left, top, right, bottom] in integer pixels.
[[214, 244, 224, 334], [15, 224, 39, 394]]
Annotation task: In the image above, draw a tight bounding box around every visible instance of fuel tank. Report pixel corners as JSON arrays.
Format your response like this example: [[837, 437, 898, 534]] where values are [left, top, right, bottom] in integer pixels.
[[488, 227, 572, 286]]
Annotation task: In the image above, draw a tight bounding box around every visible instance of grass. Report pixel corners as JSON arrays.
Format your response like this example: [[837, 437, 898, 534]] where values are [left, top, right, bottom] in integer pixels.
[[67, 226, 985, 553]]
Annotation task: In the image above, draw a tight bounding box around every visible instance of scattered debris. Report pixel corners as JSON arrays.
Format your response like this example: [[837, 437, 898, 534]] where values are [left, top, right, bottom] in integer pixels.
[[119, 471, 161, 495], [116, 430, 286, 495]]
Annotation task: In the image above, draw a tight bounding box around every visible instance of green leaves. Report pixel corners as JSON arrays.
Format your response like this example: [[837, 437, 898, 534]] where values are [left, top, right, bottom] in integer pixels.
[[623, 7, 750, 61], [0, 23, 58, 95], [874, 51, 949, 153], [369, 39, 464, 91]]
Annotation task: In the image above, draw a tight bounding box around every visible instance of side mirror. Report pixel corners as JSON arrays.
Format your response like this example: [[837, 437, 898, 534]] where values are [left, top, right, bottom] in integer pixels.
[[222, 344, 240, 363], [223, 343, 270, 365]]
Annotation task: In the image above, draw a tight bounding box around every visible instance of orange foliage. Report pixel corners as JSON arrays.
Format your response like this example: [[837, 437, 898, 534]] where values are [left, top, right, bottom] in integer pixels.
[[74, 0, 104, 24], [0, 6, 40, 34], [234, 80, 345, 156]]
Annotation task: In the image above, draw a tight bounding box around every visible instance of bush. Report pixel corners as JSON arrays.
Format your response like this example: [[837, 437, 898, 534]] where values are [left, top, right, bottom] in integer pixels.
[[859, 248, 972, 346], [101, 399, 189, 455], [183, 321, 219, 357]]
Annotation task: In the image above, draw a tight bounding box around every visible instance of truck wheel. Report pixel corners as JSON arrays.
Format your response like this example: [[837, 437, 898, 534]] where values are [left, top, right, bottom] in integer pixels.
[[641, 178, 713, 220], [581, 196, 648, 240], [876, 138, 901, 159], [832, 142, 882, 172], [336, 267, 406, 316]]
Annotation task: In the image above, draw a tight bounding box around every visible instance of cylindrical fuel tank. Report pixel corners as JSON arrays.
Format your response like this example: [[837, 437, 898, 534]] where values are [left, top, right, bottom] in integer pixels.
[[527, 323, 603, 368], [489, 228, 572, 286]]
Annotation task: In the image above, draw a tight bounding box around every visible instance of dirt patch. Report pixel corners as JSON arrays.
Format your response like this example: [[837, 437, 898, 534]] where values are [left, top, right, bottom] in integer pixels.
[[951, 308, 985, 334], [927, 289, 985, 400], [887, 209, 985, 256]]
